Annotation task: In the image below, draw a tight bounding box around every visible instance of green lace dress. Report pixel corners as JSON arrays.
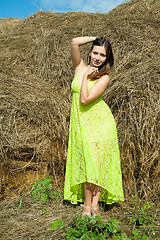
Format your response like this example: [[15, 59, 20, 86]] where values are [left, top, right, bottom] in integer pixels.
[[64, 70, 124, 204]]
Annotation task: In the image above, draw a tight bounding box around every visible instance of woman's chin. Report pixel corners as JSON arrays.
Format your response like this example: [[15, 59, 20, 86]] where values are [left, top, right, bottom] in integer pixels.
[[92, 62, 101, 67]]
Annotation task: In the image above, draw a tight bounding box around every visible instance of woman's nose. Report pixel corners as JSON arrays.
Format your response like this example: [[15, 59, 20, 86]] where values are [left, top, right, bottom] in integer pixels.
[[95, 54, 100, 60]]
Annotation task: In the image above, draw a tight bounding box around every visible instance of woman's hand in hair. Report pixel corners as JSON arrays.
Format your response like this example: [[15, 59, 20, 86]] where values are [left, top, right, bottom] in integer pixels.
[[71, 37, 96, 69]]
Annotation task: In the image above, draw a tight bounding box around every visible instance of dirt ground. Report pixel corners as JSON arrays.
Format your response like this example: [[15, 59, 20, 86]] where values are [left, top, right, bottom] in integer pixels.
[[0, 193, 159, 240]]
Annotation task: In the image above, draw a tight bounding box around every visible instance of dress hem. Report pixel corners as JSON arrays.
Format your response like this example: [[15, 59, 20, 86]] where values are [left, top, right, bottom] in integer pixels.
[[64, 180, 124, 205]]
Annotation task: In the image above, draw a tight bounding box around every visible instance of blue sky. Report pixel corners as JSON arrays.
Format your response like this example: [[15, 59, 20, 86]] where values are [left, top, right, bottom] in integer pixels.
[[0, 0, 125, 19]]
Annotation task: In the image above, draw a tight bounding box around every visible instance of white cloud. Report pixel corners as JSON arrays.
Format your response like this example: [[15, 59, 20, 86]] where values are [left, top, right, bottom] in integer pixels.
[[38, 0, 124, 13], [80, 0, 124, 13]]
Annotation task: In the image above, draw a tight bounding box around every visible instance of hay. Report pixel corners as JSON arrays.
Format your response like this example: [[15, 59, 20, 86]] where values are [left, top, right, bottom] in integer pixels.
[[0, 0, 159, 201]]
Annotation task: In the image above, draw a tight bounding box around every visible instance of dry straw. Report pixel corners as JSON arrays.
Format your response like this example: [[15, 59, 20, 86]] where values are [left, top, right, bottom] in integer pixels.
[[0, 0, 159, 201]]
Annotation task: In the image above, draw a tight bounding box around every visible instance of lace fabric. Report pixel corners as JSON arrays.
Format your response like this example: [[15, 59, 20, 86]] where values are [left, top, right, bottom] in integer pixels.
[[64, 72, 124, 204]]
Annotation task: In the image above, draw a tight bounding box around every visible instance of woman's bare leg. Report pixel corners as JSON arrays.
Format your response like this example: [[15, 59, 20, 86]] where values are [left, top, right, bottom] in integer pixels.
[[92, 191, 101, 206], [83, 182, 102, 216], [91, 185, 102, 215], [84, 182, 92, 205], [82, 182, 92, 216]]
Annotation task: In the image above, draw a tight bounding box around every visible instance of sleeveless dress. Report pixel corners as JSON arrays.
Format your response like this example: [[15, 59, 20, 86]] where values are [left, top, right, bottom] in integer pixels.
[[64, 69, 124, 204]]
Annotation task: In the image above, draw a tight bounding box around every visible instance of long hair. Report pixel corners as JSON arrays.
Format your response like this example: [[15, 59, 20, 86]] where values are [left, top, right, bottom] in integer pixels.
[[87, 37, 114, 80]]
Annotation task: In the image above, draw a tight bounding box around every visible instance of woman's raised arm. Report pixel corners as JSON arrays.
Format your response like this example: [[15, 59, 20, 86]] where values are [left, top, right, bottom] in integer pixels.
[[71, 36, 96, 69]]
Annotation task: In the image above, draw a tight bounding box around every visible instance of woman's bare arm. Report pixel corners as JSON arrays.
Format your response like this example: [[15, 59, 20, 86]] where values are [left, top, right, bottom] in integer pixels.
[[71, 37, 96, 69], [80, 67, 110, 105]]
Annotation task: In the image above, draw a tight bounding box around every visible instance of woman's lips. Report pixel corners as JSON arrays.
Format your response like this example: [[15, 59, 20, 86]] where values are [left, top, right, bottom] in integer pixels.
[[93, 61, 100, 65]]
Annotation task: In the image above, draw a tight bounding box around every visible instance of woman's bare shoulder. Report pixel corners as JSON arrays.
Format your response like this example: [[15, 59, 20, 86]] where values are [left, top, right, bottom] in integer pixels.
[[95, 73, 110, 84]]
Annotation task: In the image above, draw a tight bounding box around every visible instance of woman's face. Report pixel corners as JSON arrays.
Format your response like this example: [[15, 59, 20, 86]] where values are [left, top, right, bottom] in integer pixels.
[[90, 45, 107, 68]]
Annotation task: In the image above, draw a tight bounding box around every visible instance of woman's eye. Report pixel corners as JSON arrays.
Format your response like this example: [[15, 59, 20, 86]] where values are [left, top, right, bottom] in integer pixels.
[[100, 54, 106, 57], [93, 52, 98, 55]]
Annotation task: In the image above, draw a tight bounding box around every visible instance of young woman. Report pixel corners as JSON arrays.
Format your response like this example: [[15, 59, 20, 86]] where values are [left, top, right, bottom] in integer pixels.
[[64, 36, 124, 216]]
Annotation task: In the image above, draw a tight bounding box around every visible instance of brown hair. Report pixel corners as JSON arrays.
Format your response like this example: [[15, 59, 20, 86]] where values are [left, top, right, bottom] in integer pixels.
[[87, 37, 114, 80]]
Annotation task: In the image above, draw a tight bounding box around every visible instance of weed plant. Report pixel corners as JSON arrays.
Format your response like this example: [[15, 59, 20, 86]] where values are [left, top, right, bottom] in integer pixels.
[[30, 176, 62, 203], [66, 215, 128, 240], [128, 195, 159, 239]]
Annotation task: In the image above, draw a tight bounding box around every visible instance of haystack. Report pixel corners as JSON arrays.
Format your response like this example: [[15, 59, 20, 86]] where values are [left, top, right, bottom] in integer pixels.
[[0, 0, 159, 201]]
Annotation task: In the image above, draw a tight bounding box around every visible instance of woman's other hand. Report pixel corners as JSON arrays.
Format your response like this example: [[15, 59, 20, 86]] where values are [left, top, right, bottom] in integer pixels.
[[84, 66, 99, 78]]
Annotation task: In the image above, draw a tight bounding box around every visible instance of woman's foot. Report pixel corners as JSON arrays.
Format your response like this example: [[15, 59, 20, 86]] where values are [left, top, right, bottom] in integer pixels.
[[81, 205, 92, 217], [91, 205, 100, 216]]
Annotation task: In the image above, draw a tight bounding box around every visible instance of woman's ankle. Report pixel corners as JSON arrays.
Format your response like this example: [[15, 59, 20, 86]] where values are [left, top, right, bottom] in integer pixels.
[[82, 204, 92, 216], [91, 205, 100, 216]]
